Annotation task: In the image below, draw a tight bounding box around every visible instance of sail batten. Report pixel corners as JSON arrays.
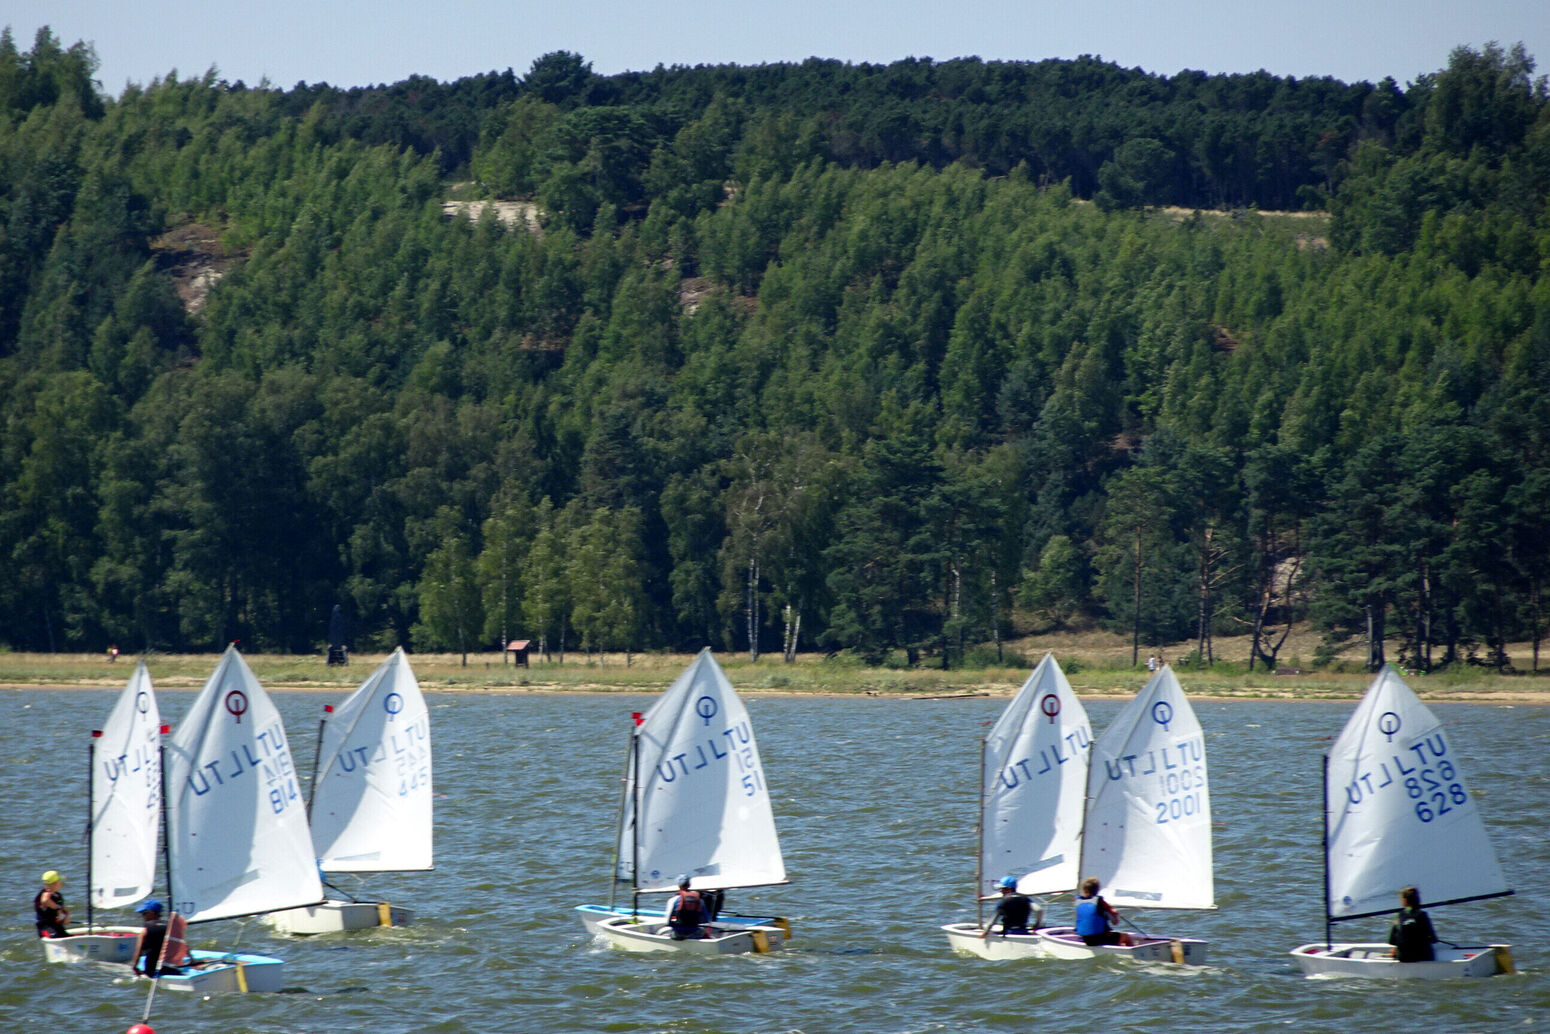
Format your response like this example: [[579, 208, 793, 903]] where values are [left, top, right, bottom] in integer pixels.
[[1080, 666, 1214, 911], [1324, 666, 1509, 920], [308, 648, 433, 873], [89, 662, 161, 909], [979, 653, 1091, 897], [166, 646, 321, 923], [616, 649, 785, 894]]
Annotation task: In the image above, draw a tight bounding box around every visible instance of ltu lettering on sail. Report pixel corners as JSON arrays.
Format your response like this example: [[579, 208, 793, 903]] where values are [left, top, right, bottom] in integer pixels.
[[334, 744, 386, 773], [1105, 737, 1203, 780], [187, 721, 289, 794], [1343, 736, 1448, 804], [999, 728, 1091, 788], [102, 742, 159, 784], [654, 720, 752, 782], [389, 716, 430, 755]]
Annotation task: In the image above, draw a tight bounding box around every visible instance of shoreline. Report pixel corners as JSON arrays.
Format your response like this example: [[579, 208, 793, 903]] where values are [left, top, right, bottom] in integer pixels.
[[3, 681, 1547, 704], [4, 637, 1549, 703]]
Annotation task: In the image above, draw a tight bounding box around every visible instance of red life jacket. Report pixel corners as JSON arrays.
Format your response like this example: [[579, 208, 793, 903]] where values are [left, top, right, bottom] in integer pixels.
[[670, 890, 706, 926]]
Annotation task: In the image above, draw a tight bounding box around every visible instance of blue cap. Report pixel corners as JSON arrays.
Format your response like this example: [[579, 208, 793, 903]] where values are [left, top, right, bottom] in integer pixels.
[[998, 876, 1018, 889], [136, 898, 163, 913], [677, 874, 692, 887]]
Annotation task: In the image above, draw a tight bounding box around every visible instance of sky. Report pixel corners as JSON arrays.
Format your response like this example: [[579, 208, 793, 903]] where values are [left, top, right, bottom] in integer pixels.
[[7, 0, 1549, 96]]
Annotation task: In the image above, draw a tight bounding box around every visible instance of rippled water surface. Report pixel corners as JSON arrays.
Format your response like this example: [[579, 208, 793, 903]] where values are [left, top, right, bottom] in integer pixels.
[[3, 685, 1547, 1033]]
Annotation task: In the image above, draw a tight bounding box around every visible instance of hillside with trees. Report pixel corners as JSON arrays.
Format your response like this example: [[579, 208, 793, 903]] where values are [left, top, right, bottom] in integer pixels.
[[2, 27, 1548, 672]]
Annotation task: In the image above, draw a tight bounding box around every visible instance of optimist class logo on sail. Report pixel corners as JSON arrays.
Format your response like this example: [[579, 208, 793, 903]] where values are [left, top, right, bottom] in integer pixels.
[[1341, 716, 1468, 824], [652, 695, 765, 798]]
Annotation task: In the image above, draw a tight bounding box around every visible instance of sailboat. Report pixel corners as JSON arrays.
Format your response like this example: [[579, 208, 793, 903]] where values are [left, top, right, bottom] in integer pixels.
[[149, 645, 324, 992], [1291, 665, 1515, 978], [582, 648, 791, 954], [942, 653, 1091, 960], [265, 648, 431, 934], [1038, 665, 1213, 964], [42, 662, 163, 968]]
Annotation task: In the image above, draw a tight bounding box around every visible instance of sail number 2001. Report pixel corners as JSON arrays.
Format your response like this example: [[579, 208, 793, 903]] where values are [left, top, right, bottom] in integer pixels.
[[1154, 765, 1205, 824]]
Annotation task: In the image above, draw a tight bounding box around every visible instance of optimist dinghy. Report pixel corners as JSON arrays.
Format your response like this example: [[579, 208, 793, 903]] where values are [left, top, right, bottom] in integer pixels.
[[42, 662, 164, 969], [148, 646, 324, 992], [265, 648, 431, 934], [943, 654, 1090, 960], [1290, 666, 1514, 979], [1037, 665, 1213, 965], [580, 649, 790, 954]]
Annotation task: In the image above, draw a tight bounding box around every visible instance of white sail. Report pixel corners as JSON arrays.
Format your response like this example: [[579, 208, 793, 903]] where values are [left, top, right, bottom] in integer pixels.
[[309, 647, 433, 872], [980, 653, 1091, 896], [90, 662, 162, 909], [1325, 665, 1509, 919], [1081, 666, 1214, 910], [616, 648, 785, 894], [166, 646, 322, 922]]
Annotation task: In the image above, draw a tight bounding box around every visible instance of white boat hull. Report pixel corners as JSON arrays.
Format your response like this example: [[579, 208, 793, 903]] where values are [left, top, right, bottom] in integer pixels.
[[263, 899, 411, 934], [595, 915, 786, 955], [1291, 942, 1513, 979], [145, 949, 287, 993], [1038, 926, 1208, 965], [574, 904, 788, 938], [40, 927, 143, 966], [942, 922, 1048, 960], [49, 940, 286, 994]]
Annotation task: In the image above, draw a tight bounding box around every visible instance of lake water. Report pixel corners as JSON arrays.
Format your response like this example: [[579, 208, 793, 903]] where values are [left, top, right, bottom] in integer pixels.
[[2, 685, 1547, 1033]]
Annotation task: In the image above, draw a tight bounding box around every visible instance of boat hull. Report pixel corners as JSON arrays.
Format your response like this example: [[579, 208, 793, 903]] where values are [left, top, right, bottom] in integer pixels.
[[574, 903, 788, 938], [595, 915, 786, 955], [146, 949, 287, 993], [941, 922, 1048, 960], [40, 927, 142, 966], [1038, 926, 1209, 965], [1290, 942, 1513, 979], [263, 899, 412, 934]]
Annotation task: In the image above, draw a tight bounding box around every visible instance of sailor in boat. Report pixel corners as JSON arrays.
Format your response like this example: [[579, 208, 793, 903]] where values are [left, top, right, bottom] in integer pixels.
[[132, 900, 174, 977], [1388, 886, 1439, 963], [33, 870, 69, 938], [982, 876, 1040, 939], [1074, 877, 1134, 947], [666, 875, 711, 940]]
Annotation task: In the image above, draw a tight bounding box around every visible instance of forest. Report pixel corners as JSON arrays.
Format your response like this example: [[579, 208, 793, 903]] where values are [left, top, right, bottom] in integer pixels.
[[1, 27, 1548, 672]]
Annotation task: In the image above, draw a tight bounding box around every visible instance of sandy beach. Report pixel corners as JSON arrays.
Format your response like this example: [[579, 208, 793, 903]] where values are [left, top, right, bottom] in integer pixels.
[[4, 627, 1548, 702]]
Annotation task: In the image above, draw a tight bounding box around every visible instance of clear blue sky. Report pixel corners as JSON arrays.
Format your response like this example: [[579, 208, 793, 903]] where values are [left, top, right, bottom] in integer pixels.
[[8, 0, 1549, 95]]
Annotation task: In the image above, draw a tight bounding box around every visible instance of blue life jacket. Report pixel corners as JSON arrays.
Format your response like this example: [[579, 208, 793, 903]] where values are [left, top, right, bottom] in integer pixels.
[[1074, 896, 1109, 937]]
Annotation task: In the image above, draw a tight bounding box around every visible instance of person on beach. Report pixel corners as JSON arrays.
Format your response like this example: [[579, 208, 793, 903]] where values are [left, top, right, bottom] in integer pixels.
[[1388, 886, 1438, 962], [982, 875, 1039, 937], [1075, 876, 1134, 946], [34, 870, 69, 938]]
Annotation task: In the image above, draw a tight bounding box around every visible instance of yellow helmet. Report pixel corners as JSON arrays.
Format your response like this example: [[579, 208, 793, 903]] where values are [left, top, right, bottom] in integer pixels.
[[42, 870, 62, 884]]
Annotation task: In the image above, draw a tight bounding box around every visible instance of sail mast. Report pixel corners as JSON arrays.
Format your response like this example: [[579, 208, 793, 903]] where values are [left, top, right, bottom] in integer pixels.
[[1321, 754, 1331, 951], [159, 742, 173, 912], [606, 714, 638, 912], [629, 723, 642, 919], [305, 705, 333, 820], [974, 737, 986, 927], [86, 731, 99, 930]]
